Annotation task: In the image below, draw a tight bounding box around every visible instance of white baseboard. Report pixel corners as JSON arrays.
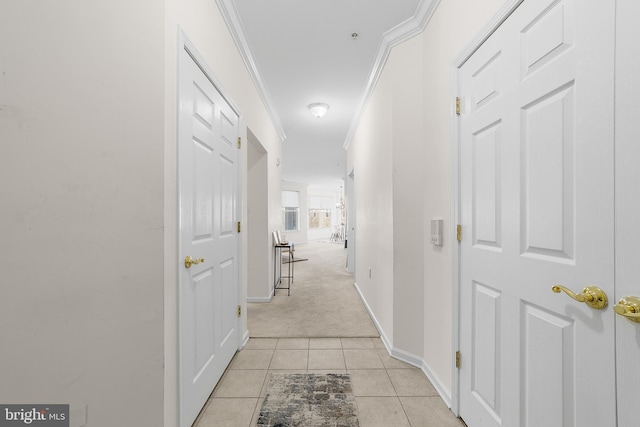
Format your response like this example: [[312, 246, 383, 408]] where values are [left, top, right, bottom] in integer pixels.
[[353, 282, 453, 408], [390, 347, 452, 408], [390, 346, 423, 368], [420, 358, 452, 408], [240, 330, 250, 349], [246, 296, 273, 303], [353, 282, 392, 349], [246, 285, 275, 303]]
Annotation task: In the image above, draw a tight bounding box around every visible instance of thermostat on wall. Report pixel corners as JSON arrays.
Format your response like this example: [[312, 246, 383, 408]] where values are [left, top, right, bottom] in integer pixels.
[[431, 219, 443, 246]]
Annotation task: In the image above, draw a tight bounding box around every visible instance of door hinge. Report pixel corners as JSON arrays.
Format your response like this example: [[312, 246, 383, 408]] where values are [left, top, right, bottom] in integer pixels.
[[237, 137, 241, 149], [237, 221, 241, 233], [237, 305, 241, 317], [456, 224, 462, 242], [455, 97, 461, 116], [456, 351, 461, 369]]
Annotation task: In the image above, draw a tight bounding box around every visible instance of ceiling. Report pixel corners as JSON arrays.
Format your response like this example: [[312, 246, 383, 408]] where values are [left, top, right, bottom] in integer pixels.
[[220, 0, 435, 189]]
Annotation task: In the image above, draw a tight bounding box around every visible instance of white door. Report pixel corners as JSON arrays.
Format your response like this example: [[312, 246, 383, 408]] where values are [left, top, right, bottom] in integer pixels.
[[614, 0, 640, 423], [458, 0, 615, 426], [178, 46, 241, 427]]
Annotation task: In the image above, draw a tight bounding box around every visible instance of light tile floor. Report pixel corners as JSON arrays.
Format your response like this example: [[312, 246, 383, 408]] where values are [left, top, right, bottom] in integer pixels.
[[193, 337, 465, 427]]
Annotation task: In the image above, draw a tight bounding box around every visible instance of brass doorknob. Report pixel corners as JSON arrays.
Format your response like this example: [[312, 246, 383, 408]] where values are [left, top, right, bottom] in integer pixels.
[[614, 296, 640, 322], [551, 285, 608, 309], [185, 256, 205, 269]]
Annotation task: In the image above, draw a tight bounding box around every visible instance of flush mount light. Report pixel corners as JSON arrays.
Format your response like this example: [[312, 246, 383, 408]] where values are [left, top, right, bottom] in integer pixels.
[[308, 103, 329, 118]]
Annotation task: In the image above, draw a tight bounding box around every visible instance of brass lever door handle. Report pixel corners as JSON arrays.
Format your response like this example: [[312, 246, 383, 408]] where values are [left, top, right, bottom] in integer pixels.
[[614, 296, 640, 322], [551, 285, 608, 309], [185, 256, 205, 269]]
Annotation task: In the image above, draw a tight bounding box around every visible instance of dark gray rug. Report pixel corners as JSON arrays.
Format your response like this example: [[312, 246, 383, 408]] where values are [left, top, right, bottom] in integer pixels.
[[257, 373, 359, 427]]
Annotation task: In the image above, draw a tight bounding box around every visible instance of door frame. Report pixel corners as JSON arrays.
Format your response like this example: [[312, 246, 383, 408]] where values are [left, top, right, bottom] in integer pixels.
[[346, 168, 356, 274], [176, 29, 246, 425], [449, 0, 524, 417], [246, 128, 271, 302], [614, 1, 640, 423]]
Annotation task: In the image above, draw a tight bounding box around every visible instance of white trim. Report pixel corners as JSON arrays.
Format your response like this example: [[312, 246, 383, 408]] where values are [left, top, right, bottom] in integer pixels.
[[246, 296, 273, 303], [241, 330, 250, 349], [390, 347, 423, 369], [237, 114, 247, 351], [453, 0, 524, 67], [450, 0, 524, 417], [343, 0, 442, 150], [215, 0, 287, 141], [247, 283, 275, 303], [180, 31, 241, 117], [390, 347, 453, 408], [353, 282, 391, 350], [354, 282, 454, 408], [420, 357, 453, 408], [176, 32, 190, 427], [449, 63, 461, 416]]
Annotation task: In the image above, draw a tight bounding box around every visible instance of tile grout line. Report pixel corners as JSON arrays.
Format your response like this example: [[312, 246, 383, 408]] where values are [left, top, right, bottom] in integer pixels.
[[200, 337, 449, 427], [249, 338, 278, 427], [396, 387, 415, 427]]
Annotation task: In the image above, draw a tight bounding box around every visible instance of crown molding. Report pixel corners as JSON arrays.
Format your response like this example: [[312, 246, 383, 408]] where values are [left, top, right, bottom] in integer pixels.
[[216, 0, 287, 141], [342, 0, 441, 150]]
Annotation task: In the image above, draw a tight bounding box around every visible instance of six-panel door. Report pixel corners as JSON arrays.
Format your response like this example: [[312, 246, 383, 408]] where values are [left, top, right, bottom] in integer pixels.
[[459, 0, 616, 425]]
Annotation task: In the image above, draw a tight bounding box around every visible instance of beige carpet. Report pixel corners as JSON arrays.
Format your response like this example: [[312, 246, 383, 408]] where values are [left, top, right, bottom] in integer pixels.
[[248, 241, 379, 338]]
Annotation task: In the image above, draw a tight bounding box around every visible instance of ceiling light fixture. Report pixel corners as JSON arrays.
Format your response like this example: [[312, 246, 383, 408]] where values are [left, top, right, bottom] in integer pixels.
[[308, 103, 329, 118]]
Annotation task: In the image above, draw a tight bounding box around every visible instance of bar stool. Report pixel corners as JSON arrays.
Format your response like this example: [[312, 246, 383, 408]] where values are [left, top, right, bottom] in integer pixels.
[[273, 231, 294, 295]]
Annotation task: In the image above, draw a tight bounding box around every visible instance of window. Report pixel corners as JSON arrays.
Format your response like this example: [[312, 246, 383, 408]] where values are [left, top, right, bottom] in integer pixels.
[[282, 191, 300, 232], [283, 207, 299, 231], [308, 209, 331, 228]]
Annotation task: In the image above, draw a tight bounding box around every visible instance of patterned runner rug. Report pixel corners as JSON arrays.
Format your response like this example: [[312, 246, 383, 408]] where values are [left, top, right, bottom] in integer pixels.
[[257, 373, 360, 427]]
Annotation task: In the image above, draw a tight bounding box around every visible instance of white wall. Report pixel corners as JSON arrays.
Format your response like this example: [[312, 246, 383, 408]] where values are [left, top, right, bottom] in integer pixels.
[[0, 1, 282, 426], [347, 65, 395, 347], [388, 36, 426, 361], [347, 34, 428, 360], [0, 1, 165, 425], [419, 0, 505, 398], [348, 0, 506, 403], [163, 1, 283, 425]]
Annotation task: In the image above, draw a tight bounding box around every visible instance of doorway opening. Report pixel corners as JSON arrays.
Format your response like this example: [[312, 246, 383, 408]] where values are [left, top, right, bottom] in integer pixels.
[[246, 128, 271, 302]]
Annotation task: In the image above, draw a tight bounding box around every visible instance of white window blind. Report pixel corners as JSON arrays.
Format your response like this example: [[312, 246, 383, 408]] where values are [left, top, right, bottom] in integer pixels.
[[281, 190, 300, 207]]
